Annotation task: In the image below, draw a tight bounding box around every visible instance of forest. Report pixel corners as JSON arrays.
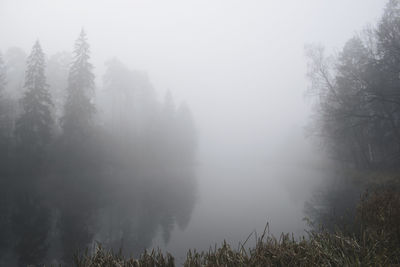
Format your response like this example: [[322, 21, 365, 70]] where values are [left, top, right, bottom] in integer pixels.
[[0, 31, 197, 266]]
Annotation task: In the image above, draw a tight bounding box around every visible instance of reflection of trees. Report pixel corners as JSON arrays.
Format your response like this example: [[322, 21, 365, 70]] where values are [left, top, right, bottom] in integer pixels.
[[94, 58, 198, 256]]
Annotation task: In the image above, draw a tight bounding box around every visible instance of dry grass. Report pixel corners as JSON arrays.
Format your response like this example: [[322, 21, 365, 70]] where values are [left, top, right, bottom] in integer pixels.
[[73, 246, 174, 267]]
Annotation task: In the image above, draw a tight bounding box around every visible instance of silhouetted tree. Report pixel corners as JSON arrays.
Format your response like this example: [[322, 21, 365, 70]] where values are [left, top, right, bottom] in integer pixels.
[[57, 30, 100, 264], [15, 41, 53, 163], [61, 30, 95, 139], [13, 40, 53, 267]]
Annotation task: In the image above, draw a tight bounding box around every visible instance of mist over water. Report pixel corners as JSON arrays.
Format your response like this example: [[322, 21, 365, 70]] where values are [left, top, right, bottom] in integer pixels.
[[0, 0, 387, 265], [160, 127, 329, 262]]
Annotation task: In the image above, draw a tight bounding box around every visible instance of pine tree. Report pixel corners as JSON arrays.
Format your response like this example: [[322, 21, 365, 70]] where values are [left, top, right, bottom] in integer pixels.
[[62, 29, 95, 139], [58, 30, 98, 264], [15, 40, 53, 158], [12, 41, 53, 267]]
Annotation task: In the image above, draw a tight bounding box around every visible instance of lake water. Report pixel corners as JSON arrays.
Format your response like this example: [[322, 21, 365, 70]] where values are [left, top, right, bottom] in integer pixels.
[[153, 146, 327, 264]]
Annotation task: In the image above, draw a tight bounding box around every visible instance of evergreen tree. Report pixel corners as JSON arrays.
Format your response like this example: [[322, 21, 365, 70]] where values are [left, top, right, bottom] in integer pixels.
[[15, 40, 53, 161], [58, 30, 99, 264], [61, 29, 95, 139], [13, 40, 53, 267]]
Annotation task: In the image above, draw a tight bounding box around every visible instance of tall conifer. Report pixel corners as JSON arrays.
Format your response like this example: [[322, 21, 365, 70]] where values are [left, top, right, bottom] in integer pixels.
[[15, 41, 53, 157], [62, 29, 95, 139], [13, 40, 52, 267]]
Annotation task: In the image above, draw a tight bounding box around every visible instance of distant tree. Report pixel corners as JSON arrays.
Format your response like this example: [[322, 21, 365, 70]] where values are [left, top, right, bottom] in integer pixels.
[[15, 41, 53, 163], [57, 30, 99, 264], [4, 47, 27, 100], [61, 29, 95, 139], [13, 40, 53, 267], [103, 58, 136, 143], [47, 51, 72, 124]]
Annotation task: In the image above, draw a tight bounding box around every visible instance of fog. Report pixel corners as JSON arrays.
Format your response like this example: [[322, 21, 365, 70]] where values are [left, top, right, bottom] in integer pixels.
[[0, 0, 386, 265]]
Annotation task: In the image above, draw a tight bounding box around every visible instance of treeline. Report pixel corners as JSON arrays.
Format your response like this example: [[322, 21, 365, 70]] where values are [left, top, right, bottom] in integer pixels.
[[307, 0, 400, 170], [305, 0, 400, 232], [0, 30, 197, 266]]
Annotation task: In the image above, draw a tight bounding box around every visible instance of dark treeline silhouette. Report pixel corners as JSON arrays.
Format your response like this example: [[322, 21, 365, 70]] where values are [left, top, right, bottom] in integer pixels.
[[0, 30, 197, 266], [305, 0, 400, 231], [306, 0, 400, 170]]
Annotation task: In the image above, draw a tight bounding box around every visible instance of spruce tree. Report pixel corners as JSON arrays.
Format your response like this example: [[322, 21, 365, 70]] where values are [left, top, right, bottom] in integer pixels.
[[13, 40, 53, 267], [62, 29, 95, 139], [15, 40, 53, 159], [58, 30, 98, 264]]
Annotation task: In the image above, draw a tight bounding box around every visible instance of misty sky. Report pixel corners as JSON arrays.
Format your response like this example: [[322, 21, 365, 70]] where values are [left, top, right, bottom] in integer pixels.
[[0, 0, 387, 261]]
